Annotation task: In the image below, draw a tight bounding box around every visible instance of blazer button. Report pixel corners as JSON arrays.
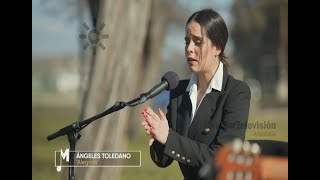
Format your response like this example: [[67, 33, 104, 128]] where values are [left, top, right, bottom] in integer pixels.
[[202, 128, 210, 134], [181, 157, 185, 161], [171, 151, 175, 155], [176, 154, 180, 158], [187, 159, 191, 163]]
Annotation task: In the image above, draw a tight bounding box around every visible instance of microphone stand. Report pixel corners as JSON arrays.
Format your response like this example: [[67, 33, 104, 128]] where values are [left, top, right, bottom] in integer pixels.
[[47, 96, 145, 180]]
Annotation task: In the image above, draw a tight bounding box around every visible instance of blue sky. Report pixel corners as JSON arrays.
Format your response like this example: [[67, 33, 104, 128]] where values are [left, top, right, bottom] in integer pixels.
[[32, 0, 86, 57], [32, 0, 233, 58]]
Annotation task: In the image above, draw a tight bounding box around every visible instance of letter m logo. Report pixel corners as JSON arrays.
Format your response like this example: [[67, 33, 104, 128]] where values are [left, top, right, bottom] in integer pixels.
[[60, 149, 69, 162]]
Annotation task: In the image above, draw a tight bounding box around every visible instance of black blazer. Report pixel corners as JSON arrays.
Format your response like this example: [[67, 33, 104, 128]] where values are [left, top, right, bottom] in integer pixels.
[[150, 66, 251, 180]]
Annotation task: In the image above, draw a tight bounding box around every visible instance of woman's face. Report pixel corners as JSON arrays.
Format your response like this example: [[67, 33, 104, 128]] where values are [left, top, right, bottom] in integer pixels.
[[185, 21, 221, 73]]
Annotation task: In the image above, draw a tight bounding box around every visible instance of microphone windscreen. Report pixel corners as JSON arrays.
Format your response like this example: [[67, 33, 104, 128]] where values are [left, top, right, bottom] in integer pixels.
[[162, 71, 179, 91]]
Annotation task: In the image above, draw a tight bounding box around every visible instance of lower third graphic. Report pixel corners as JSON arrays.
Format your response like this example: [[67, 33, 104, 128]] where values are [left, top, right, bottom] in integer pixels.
[[55, 149, 141, 172]]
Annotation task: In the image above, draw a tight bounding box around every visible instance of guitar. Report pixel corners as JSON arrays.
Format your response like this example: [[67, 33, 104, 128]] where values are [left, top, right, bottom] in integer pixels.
[[199, 139, 288, 180]]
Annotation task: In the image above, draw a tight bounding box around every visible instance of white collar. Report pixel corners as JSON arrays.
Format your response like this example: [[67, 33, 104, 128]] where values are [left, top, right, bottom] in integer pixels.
[[186, 61, 223, 93]]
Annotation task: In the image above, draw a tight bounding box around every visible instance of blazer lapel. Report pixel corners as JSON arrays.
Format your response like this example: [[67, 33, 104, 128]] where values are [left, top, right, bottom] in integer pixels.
[[188, 90, 222, 139], [177, 92, 191, 137], [180, 64, 229, 139], [187, 65, 229, 139]]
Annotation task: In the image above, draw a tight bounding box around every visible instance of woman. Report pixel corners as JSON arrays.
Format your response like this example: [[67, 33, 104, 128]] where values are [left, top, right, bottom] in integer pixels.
[[141, 9, 251, 179]]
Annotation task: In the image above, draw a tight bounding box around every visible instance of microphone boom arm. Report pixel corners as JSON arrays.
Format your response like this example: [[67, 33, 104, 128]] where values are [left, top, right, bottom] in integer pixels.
[[47, 71, 178, 180], [46, 97, 144, 180]]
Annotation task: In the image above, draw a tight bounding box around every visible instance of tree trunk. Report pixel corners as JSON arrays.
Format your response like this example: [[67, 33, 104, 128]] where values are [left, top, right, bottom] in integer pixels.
[[75, 0, 154, 179], [127, 0, 167, 139]]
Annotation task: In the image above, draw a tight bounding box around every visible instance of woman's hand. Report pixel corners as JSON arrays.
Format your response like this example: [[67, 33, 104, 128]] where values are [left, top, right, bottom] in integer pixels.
[[141, 107, 169, 145], [141, 120, 155, 146]]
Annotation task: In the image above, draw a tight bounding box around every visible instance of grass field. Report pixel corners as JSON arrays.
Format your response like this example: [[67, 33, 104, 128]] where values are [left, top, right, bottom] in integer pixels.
[[32, 94, 287, 180]]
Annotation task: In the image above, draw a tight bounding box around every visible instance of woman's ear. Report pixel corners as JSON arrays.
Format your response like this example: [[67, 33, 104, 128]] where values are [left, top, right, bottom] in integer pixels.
[[213, 46, 221, 57]]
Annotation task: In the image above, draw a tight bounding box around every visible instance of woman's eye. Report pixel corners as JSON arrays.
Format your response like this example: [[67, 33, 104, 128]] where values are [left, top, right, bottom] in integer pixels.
[[195, 40, 202, 45]]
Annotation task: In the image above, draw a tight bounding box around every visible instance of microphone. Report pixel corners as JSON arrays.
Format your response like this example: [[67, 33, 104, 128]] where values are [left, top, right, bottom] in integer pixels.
[[139, 71, 179, 104]]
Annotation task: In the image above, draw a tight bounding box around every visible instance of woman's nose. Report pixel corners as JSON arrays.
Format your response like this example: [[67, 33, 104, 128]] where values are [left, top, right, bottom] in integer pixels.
[[187, 41, 195, 53]]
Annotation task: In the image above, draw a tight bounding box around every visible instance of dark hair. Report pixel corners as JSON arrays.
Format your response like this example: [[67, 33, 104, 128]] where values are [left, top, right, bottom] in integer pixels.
[[186, 9, 229, 66]]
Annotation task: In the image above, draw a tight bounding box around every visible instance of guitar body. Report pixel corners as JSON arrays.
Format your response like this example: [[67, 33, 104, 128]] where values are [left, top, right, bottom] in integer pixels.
[[199, 139, 288, 180], [260, 156, 288, 180]]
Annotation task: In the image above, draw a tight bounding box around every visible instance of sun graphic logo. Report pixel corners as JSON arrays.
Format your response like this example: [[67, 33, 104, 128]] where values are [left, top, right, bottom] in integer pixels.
[[79, 22, 109, 55]]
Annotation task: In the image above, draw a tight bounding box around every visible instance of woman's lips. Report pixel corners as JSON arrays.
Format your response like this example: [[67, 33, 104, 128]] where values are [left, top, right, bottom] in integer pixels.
[[187, 57, 197, 65]]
